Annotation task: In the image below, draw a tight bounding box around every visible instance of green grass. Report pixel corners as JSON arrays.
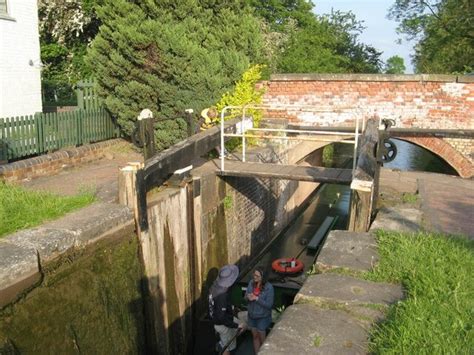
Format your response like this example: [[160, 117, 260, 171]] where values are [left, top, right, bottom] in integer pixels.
[[223, 195, 233, 210], [322, 144, 335, 167], [366, 230, 474, 354], [0, 182, 95, 238], [313, 335, 322, 347], [401, 192, 418, 204]]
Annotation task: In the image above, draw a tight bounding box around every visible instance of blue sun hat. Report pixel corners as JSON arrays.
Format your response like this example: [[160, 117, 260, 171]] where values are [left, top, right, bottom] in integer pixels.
[[216, 264, 239, 288]]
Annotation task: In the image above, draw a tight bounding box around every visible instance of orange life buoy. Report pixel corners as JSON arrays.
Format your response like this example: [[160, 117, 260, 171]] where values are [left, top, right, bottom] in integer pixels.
[[272, 258, 304, 274]]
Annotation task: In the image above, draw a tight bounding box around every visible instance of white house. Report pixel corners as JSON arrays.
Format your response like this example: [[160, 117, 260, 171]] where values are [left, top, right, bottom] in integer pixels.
[[0, 0, 42, 117]]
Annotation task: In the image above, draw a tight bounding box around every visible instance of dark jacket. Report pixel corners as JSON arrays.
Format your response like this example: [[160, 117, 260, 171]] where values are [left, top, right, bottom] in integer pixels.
[[246, 280, 274, 319], [209, 284, 238, 328]]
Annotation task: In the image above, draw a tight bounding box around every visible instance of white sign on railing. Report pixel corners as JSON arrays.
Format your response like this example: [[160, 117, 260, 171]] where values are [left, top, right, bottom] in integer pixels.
[[235, 117, 253, 135]]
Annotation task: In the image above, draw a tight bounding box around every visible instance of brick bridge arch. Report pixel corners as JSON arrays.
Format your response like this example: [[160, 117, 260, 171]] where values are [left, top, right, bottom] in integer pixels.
[[391, 136, 472, 178], [260, 73, 474, 178]]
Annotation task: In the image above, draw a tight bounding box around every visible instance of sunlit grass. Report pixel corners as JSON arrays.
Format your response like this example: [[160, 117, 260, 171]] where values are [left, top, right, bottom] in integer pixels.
[[0, 182, 95, 238], [366, 230, 474, 354]]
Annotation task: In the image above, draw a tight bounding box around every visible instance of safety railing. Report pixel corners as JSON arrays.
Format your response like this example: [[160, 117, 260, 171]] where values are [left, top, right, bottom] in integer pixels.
[[219, 104, 363, 175]]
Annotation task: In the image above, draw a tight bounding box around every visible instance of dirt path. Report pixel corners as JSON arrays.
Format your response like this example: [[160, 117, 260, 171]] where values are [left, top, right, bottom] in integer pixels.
[[21, 142, 143, 203]]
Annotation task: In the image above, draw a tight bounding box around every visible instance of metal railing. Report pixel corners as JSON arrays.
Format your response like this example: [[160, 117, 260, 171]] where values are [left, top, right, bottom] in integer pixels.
[[219, 104, 363, 175]]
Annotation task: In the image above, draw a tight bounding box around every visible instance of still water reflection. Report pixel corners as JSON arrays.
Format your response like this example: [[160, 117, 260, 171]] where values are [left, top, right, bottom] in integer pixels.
[[384, 139, 458, 175]]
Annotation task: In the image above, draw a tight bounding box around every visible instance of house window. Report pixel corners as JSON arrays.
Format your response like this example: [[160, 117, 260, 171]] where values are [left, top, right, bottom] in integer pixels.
[[0, 0, 8, 15]]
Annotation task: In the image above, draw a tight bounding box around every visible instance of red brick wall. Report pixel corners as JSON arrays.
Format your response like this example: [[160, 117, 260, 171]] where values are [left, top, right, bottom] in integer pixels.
[[0, 139, 123, 182], [261, 74, 474, 177], [262, 74, 474, 129]]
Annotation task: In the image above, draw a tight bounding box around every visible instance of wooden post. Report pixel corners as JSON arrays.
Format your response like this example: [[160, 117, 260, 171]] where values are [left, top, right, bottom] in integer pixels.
[[185, 109, 194, 137], [137, 109, 156, 161], [348, 118, 380, 232], [348, 179, 374, 232], [118, 162, 144, 222]]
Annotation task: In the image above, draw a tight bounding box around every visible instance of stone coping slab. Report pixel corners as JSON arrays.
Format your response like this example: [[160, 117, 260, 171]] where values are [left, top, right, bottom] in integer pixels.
[[317, 231, 378, 272], [0, 202, 134, 308], [270, 73, 461, 82], [0, 242, 40, 308], [260, 303, 371, 354], [370, 207, 423, 233], [294, 273, 403, 307]]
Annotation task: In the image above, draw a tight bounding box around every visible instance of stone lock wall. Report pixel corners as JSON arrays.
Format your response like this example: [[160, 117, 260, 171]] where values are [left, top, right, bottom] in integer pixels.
[[260, 74, 474, 177]]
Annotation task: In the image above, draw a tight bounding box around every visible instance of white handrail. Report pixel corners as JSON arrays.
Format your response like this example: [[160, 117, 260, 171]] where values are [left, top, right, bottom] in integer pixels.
[[219, 104, 362, 174]]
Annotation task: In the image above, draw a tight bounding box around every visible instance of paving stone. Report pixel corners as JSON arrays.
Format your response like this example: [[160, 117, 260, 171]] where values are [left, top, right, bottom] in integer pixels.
[[294, 273, 403, 306], [0, 241, 40, 308], [317, 231, 378, 271], [370, 207, 422, 233], [418, 176, 474, 238], [41, 202, 134, 246], [260, 303, 370, 355]]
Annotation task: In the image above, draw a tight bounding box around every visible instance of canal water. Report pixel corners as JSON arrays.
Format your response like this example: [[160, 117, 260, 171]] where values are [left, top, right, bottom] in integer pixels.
[[384, 138, 458, 175]]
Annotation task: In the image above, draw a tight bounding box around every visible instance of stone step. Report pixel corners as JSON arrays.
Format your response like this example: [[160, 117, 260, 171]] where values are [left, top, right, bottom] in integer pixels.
[[316, 230, 378, 272], [295, 273, 403, 307], [261, 274, 403, 354], [370, 206, 422, 233], [260, 303, 371, 354]]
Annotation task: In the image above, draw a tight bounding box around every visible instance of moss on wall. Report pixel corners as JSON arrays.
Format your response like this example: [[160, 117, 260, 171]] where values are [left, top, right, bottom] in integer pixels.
[[0, 234, 146, 354]]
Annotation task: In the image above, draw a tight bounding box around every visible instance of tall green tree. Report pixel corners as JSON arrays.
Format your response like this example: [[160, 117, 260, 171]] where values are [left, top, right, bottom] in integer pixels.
[[86, 0, 264, 150], [39, 0, 102, 104], [247, 0, 315, 30], [276, 10, 382, 73], [389, 0, 474, 73], [385, 55, 406, 74]]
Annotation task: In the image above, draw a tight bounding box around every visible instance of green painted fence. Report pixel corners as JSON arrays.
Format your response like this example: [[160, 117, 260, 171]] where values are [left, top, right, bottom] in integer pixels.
[[0, 108, 118, 162], [76, 79, 100, 110]]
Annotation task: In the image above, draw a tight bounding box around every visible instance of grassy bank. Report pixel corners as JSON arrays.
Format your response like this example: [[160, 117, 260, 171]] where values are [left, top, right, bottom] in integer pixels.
[[0, 182, 95, 238], [366, 230, 473, 353]]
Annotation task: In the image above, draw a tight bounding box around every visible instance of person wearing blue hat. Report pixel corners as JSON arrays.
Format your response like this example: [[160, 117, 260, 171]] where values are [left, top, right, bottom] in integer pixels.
[[208, 264, 243, 354]]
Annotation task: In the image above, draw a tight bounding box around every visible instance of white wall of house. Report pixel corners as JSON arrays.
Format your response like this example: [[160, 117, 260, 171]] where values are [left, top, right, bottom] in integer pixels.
[[0, 0, 42, 117]]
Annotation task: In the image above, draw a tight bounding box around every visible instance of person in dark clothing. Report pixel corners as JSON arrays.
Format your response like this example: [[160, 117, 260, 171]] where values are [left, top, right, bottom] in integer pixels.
[[245, 266, 274, 354], [209, 264, 243, 354]]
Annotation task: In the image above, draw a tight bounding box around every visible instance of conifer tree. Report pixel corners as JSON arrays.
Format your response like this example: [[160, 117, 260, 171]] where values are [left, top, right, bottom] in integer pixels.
[[86, 0, 264, 149]]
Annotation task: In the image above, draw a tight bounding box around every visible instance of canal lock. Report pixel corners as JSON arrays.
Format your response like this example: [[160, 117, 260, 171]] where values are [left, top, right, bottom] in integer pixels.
[[0, 140, 456, 354]]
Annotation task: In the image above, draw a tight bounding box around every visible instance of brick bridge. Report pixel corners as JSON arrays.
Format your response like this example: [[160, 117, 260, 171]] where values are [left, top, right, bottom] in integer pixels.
[[260, 74, 474, 178]]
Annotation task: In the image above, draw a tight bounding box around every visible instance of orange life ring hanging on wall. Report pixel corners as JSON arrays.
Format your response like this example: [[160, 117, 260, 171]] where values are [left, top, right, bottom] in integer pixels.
[[272, 258, 304, 274]]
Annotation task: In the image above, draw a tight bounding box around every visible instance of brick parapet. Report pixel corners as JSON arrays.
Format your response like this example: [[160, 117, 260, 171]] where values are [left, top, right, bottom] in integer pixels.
[[270, 73, 473, 82], [262, 74, 474, 177], [262, 76, 474, 130], [0, 139, 123, 182]]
